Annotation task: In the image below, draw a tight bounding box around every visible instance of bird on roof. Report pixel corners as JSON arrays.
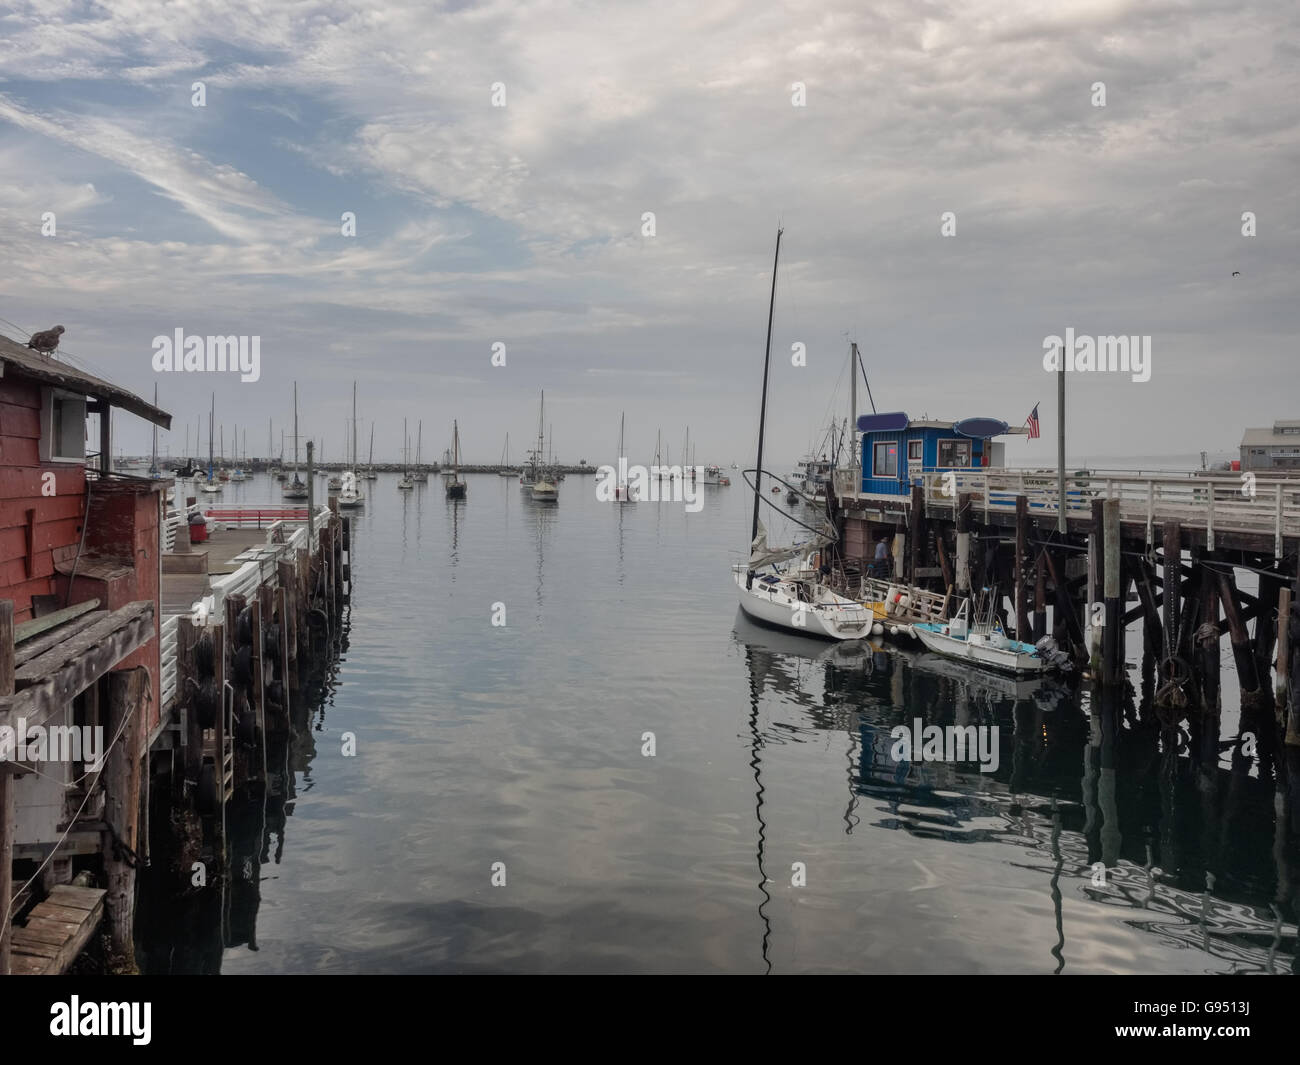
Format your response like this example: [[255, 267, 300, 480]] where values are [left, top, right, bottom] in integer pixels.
[[27, 325, 65, 354]]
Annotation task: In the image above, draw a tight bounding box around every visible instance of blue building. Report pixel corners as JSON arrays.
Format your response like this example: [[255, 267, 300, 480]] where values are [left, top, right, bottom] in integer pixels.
[[855, 412, 1025, 496]]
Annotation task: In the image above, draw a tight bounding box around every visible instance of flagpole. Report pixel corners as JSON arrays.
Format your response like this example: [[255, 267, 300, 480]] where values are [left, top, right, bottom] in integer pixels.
[[1057, 343, 1066, 534]]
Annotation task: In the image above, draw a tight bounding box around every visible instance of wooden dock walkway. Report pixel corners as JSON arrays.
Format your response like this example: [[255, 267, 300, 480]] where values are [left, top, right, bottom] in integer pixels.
[[8, 885, 105, 974]]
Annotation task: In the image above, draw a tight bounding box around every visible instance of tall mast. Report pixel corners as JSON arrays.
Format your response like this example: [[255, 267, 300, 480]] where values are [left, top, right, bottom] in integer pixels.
[[150, 383, 158, 471], [748, 226, 783, 590], [293, 382, 300, 471], [849, 342, 859, 475], [416, 420, 422, 466], [352, 382, 358, 470], [208, 394, 215, 479], [368, 421, 374, 468]]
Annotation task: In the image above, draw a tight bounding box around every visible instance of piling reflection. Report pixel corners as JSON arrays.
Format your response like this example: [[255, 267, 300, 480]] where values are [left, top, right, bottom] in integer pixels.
[[137, 607, 349, 974], [731, 615, 1300, 974]]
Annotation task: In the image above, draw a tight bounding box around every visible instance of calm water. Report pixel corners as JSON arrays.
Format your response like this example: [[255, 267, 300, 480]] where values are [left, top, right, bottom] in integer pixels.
[[141, 471, 1298, 974]]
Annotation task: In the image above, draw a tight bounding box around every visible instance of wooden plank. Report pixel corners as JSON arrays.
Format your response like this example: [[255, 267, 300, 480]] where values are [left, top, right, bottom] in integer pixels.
[[13, 598, 101, 645], [15, 601, 152, 685], [13, 609, 107, 666], [0, 603, 154, 734], [10, 891, 103, 974], [47, 884, 100, 911]]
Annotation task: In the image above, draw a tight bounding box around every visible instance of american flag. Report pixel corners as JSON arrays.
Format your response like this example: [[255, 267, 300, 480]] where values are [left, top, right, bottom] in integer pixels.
[[1026, 404, 1040, 440]]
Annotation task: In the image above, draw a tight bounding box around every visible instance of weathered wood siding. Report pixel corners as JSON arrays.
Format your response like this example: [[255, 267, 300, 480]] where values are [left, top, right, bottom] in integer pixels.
[[0, 377, 87, 622]]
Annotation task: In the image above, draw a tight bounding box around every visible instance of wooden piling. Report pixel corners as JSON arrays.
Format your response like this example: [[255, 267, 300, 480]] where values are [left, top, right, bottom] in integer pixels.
[[909, 484, 923, 584], [1033, 551, 1047, 642], [955, 493, 972, 595], [0, 599, 15, 975], [1015, 496, 1030, 640], [1102, 499, 1123, 686], [103, 667, 145, 971], [1218, 570, 1262, 697], [1278, 586, 1294, 742]]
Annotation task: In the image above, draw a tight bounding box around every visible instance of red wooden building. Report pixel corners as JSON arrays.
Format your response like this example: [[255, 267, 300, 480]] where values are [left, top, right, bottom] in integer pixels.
[[0, 331, 171, 973]]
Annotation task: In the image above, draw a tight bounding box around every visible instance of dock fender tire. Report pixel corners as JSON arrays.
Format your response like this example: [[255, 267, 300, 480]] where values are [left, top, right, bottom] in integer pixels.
[[233, 645, 253, 687], [195, 631, 216, 679], [194, 679, 220, 729], [198, 762, 217, 815], [237, 706, 256, 745]]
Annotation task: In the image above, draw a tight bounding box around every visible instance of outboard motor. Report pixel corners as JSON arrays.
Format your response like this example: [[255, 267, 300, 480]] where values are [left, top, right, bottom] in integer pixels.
[[1034, 635, 1075, 674]]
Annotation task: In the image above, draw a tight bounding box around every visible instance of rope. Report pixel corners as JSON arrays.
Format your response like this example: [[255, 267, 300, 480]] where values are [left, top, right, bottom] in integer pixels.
[[1, 670, 146, 933]]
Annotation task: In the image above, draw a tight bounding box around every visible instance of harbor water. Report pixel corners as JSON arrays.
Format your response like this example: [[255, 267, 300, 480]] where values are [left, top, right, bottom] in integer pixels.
[[141, 470, 1293, 974]]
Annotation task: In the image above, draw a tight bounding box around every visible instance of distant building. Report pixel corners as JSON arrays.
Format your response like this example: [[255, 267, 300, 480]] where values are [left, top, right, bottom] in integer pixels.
[[1239, 420, 1300, 471]]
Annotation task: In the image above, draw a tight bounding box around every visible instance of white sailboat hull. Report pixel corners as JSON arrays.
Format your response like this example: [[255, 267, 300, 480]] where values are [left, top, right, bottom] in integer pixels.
[[733, 566, 872, 642]]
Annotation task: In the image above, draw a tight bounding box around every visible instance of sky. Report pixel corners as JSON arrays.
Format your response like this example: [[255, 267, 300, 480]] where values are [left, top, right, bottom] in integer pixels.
[[0, 0, 1296, 469]]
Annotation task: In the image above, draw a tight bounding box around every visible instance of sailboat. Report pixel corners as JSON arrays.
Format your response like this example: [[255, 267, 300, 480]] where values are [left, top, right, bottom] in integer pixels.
[[201, 396, 223, 494], [521, 391, 558, 500], [414, 421, 429, 483], [531, 396, 558, 501], [364, 423, 378, 479], [497, 433, 514, 476], [338, 383, 365, 509], [327, 424, 344, 492], [733, 228, 871, 641], [283, 383, 309, 499], [614, 413, 635, 503], [445, 421, 467, 500], [397, 420, 414, 490]]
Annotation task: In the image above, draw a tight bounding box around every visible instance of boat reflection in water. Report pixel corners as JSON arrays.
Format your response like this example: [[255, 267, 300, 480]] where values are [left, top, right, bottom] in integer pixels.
[[732, 612, 1298, 974]]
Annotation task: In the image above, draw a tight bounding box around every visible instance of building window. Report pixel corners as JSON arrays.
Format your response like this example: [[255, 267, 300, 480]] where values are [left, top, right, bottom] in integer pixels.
[[907, 440, 923, 461], [873, 441, 899, 478], [937, 439, 971, 468], [40, 389, 87, 462]]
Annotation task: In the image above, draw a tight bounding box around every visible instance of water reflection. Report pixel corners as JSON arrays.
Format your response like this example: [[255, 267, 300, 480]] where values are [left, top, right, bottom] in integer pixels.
[[731, 614, 1299, 974], [137, 606, 349, 973]]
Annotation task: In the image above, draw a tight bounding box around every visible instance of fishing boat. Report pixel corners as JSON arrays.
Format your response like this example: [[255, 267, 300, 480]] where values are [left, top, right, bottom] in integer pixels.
[[445, 421, 467, 501], [522, 392, 558, 500], [200, 396, 223, 494], [414, 421, 429, 483], [613, 413, 635, 503], [338, 383, 365, 509], [911, 587, 1057, 676], [397, 420, 415, 491], [703, 464, 730, 486], [283, 383, 310, 500], [734, 228, 872, 642], [497, 433, 514, 476]]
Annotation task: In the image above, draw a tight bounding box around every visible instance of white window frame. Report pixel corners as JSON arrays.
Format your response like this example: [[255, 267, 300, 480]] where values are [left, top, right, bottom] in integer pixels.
[[39, 387, 88, 464], [873, 440, 899, 478], [936, 438, 971, 468]]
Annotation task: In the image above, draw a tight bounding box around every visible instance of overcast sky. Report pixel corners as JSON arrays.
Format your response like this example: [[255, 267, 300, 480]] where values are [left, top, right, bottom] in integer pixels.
[[0, 0, 1296, 468]]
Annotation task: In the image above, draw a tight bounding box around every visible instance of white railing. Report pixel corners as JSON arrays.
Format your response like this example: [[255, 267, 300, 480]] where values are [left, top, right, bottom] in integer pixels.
[[160, 613, 180, 708], [917, 469, 1300, 552], [195, 504, 329, 619]]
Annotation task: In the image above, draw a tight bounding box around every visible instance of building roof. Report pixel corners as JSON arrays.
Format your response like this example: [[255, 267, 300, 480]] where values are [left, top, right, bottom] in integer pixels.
[[1240, 424, 1300, 448], [0, 333, 171, 429], [857, 412, 1028, 437]]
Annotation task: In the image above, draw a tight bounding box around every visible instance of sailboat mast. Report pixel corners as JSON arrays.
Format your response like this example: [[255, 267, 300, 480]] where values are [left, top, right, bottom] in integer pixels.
[[151, 384, 158, 468], [748, 227, 783, 590], [352, 382, 358, 469], [208, 395, 215, 477], [293, 382, 300, 470]]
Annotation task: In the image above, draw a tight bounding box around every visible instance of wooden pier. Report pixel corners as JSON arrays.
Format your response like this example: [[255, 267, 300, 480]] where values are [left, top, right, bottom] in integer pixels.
[[830, 466, 1300, 732]]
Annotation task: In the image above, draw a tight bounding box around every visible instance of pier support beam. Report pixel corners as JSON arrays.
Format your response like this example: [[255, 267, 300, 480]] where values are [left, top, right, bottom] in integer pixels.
[[1015, 496, 1030, 640], [1102, 499, 1124, 686], [1219, 569, 1263, 704], [955, 493, 972, 596], [1033, 552, 1047, 642], [104, 667, 145, 972]]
